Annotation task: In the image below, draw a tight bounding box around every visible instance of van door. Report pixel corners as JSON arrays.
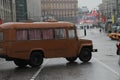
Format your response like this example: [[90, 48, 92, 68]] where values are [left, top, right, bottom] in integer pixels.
[[66, 28, 78, 57], [46, 28, 78, 58]]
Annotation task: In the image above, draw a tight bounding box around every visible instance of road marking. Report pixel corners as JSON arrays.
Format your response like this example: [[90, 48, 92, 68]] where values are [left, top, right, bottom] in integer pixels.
[[30, 59, 49, 80], [30, 58, 119, 80], [94, 58, 119, 77]]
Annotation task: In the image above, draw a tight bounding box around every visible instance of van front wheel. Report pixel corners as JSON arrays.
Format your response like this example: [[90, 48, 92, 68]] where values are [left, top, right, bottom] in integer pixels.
[[79, 48, 92, 62], [29, 52, 43, 67]]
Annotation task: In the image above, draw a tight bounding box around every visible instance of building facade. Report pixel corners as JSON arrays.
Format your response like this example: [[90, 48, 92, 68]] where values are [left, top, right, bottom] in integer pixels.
[[41, 0, 78, 23], [0, 0, 13, 22], [11, 0, 16, 22], [99, 0, 120, 33], [15, 0, 42, 22], [99, 0, 120, 20], [15, 0, 28, 22], [27, 0, 42, 21], [78, 6, 89, 21]]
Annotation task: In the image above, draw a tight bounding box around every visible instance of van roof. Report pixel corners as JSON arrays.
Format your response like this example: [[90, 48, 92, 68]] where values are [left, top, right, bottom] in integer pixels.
[[0, 21, 75, 29]]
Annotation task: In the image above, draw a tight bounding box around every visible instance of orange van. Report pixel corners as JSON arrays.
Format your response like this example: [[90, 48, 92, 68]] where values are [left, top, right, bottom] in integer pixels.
[[0, 21, 97, 67]]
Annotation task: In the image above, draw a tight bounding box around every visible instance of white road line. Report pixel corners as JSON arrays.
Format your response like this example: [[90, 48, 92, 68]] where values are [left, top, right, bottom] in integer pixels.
[[94, 58, 119, 77], [30, 59, 49, 80], [30, 58, 119, 80]]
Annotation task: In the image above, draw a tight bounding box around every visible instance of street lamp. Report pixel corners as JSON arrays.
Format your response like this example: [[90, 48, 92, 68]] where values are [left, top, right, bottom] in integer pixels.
[[115, 0, 120, 24], [116, 0, 119, 19]]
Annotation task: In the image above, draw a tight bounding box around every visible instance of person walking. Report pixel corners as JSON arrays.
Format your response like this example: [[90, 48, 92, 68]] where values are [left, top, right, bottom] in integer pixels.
[[99, 28, 101, 32], [84, 27, 86, 36]]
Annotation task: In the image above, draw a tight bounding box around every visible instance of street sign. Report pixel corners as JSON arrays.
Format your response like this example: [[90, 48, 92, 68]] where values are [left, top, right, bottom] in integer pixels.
[[112, 15, 114, 24]]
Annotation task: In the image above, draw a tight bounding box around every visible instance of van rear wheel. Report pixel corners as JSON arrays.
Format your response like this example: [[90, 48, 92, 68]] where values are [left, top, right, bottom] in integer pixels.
[[66, 57, 77, 62], [14, 59, 28, 67], [29, 52, 43, 67]]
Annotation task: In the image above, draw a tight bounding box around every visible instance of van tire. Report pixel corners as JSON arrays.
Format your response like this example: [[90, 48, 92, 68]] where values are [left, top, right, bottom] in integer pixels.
[[79, 48, 92, 62], [14, 59, 28, 67], [29, 52, 43, 67], [66, 57, 77, 62]]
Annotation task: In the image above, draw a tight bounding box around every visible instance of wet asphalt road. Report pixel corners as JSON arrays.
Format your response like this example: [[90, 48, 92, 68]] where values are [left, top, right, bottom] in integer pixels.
[[0, 28, 119, 80], [0, 60, 39, 80]]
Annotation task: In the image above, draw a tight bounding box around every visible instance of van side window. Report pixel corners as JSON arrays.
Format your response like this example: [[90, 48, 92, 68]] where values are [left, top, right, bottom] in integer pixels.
[[16, 29, 27, 40], [0, 32, 3, 40], [28, 29, 42, 40], [68, 29, 75, 38], [54, 29, 66, 39], [42, 29, 54, 40], [17, 29, 42, 40]]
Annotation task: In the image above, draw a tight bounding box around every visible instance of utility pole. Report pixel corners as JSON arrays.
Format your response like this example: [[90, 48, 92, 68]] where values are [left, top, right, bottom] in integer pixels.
[[106, 0, 109, 19], [116, 0, 119, 22]]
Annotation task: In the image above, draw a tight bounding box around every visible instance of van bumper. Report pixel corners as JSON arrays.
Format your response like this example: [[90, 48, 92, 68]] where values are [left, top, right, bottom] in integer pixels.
[[0, 54, 13, 61], [92, 49, 97, 52]]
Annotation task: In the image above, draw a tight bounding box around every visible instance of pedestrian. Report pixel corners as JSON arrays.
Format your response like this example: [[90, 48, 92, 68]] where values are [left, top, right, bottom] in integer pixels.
[[99, 28, 101, 32], [84, 28, 86, 36]]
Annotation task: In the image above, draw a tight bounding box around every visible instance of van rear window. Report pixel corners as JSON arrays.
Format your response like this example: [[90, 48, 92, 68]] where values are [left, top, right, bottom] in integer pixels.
[[0, 32, 3, 40]]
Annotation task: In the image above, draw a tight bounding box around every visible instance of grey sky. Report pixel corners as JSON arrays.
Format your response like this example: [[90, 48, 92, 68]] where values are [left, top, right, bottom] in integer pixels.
[[78, 0, 102, 11]]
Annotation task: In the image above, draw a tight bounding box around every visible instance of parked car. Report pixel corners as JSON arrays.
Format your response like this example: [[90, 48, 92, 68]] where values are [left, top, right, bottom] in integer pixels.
[[116, 42, 120, 65], [108, 33, 120, 40]]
